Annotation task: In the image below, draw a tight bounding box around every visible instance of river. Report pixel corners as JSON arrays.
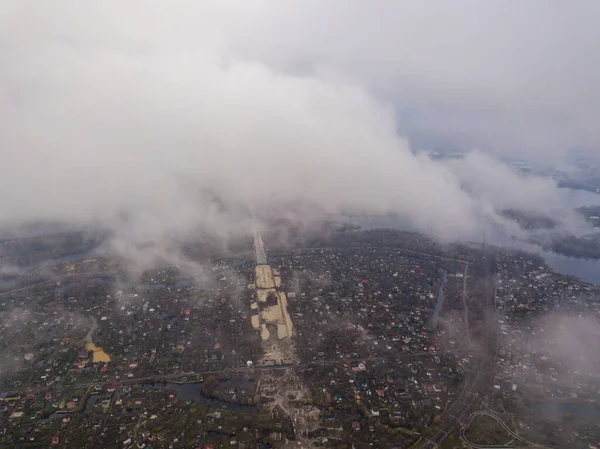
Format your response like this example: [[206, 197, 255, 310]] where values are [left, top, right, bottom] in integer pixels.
[[539, 251, 600, 285], [556, 187, 600, 208], [486, 230, 600, 285], [354, 209, 600, 285]]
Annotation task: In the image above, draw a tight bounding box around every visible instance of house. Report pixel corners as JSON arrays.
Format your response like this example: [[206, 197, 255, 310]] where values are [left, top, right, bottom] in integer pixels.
[[352, 421, 360, 432], [206, 411, 221, 419]]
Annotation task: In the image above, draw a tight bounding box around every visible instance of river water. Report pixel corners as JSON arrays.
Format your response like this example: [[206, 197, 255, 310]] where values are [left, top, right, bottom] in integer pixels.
[[537, 251, 600, 284], [486, 231, 600, 285], [353, 186, 600, 286]]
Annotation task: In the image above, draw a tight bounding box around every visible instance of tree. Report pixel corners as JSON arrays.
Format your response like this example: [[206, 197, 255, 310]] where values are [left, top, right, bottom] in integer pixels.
[[200, 375, 219, 397]]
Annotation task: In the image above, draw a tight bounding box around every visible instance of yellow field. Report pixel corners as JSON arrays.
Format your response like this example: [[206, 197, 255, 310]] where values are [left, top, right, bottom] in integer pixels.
[[278, 292, 294, 337], [262, 304, 284, 323], [251, 314, 260, 329], [257, 288, 277, 303], [277, 324, 289, 339], [252, 261, 294, 342], [85, 342, 111, 363], [261, 324, 270, 341]]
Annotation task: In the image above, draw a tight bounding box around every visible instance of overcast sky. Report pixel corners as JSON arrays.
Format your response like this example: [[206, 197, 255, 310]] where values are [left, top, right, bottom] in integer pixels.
[[1, 1, 598, 255], [230, 1, 600, 159]]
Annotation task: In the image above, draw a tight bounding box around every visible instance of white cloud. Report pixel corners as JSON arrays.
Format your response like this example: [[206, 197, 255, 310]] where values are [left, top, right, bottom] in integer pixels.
[[230, 0, 600, 158], [0, 1, 591, 262]]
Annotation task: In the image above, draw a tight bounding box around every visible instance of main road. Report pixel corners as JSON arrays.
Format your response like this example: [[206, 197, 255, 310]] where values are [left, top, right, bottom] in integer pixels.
[[253, 231, 267, 265]]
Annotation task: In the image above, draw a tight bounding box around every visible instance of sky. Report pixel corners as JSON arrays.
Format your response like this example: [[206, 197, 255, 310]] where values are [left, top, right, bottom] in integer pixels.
[[1, 1, 599, 259]]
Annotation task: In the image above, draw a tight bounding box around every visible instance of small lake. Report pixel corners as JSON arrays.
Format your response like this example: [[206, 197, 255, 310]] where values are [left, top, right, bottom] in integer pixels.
[[84, 393, 101, 411]]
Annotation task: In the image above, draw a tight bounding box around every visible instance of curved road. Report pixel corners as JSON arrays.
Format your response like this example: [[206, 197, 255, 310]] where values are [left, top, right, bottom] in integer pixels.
[[460, 411, 525, 449]]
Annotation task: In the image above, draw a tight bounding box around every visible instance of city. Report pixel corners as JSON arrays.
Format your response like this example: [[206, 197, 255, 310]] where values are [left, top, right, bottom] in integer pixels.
[[1, 227, 599, 448]]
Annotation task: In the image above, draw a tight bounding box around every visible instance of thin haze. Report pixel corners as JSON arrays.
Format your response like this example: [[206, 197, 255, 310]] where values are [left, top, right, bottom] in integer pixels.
[[1, 1, 598, 255]]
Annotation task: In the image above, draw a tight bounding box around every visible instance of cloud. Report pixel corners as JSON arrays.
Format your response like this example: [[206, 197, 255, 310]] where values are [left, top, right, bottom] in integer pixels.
[[444, 151, 561, 213], [231, 0, 600, 160], [0, 1, 592, 264]]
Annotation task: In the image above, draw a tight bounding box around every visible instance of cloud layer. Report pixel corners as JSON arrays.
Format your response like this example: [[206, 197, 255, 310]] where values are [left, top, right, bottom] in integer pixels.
[[232, 0, 600, 159], [1, 1, 596, 256]]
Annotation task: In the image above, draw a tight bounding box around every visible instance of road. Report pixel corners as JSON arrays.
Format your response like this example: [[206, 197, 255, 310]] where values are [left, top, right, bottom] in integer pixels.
[[420, 241, 496, 449], [461, 263, 470, 332], [460, 411, 525, 448], [254, 232, 267, 265]]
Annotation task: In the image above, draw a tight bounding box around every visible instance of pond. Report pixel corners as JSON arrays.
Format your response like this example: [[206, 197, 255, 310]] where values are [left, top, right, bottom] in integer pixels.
[[141, 381, 256, 411], [84, 393, 101, 412]]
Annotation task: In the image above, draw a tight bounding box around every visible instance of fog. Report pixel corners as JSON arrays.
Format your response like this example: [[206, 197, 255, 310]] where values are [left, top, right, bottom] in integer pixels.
[[1, 1, 599, 262]]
